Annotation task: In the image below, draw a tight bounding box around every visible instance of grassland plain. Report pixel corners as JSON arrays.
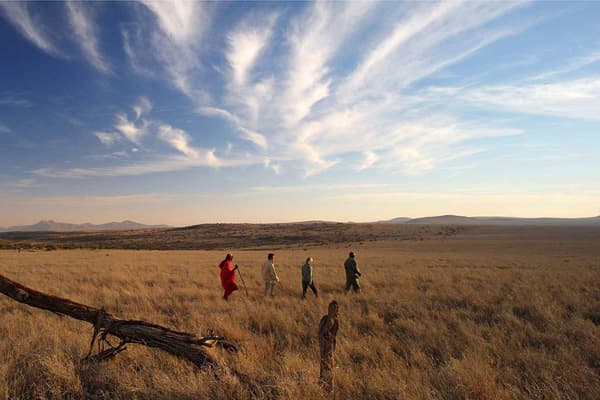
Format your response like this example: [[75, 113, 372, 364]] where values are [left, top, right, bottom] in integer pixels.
[[1, 227, 600, 399]]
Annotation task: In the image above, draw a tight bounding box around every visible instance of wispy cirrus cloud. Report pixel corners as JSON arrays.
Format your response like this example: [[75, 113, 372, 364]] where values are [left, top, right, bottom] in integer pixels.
[[200, 1, 529, 177], [338, 1, 526, 98], [358, 151, 379, 171], [341, 1, 464, 95], [32, 151, 258, 179], [0, 2, 62, 56], [0, 92, 32, 108], [281, 1, 377, 127], [133, 96, 152, 120], [94, 131, 120, 146], [459, 77, 600, 121], [197, 106, 268, 149], [121, 26, 154, 77], [65, 2, 110, 73], [63, 97, 254, 178], [93, 97, 151, 147], [530, 52, 600, 82], [39, 1, 565, 181], [218, 13, 279, 149], [132, 0, 209, 96], [114, 112, 147, 144], [157, 124, 200, 158], [1, 2, 110, 72], [226, 15, 277, 87]]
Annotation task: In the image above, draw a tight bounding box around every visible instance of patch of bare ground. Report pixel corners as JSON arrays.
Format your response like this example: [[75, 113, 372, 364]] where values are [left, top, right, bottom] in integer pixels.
[[1, 226, 599, 399]]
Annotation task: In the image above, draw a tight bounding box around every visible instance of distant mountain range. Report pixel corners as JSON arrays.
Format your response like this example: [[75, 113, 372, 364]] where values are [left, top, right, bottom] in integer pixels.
[[0, 220, 169, 232], [2, 215, 600, 233], [379, 215, 600, 226]]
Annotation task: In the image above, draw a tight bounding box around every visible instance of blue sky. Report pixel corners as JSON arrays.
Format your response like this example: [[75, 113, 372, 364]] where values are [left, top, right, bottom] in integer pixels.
[[1, 1, 599, 226]]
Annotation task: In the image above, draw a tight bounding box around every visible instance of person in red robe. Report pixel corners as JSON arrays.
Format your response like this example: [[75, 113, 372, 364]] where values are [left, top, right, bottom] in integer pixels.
[[219, 253, 238, 300]]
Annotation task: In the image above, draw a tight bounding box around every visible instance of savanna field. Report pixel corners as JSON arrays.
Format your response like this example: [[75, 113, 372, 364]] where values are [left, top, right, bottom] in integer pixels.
[[1, 226, 599, 399]]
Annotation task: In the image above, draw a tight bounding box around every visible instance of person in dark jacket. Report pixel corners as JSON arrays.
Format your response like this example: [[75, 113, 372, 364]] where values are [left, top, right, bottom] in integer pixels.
[[301, 257, 318, 299], [344, 251, 361, 293]]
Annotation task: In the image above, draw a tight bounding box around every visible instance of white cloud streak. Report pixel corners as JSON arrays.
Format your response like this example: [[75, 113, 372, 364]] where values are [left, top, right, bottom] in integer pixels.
[[121, 26, 154, 76], [530, 52, 600, 82], [32, 151, 259, 179], [460, 77, 600, 121], [139, 0, 201, 44], [209, 1, 527, 176], [37, 2, 569, 181], [157, 124, 199, 158], [115, 112, 147, 144], [68, 98, 256, 178], [216, 14, 279, 149], [226, 17, 276, 87], [133, 96, 152, 120], [198, 107, 268, 149], [0, 94, 32, 108], [91, 98, 152, 148], [114, 1, 534, 179], [94, 131, 120, 146], [358, 151, 378, 171], [281, 2, 377, 127], [0, 2, 62, 56], [65, 2, 110, 73], [136, 0, 208, 96], [346, 1, 463, 91]]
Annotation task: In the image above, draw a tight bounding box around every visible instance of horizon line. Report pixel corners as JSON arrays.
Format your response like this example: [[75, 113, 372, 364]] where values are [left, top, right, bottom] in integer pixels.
[[2, 214, 600, 230]]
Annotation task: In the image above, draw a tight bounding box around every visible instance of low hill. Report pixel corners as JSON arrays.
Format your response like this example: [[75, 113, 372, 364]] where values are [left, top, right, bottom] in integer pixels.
[[382, 215, 600, 226], [0, 222, 468, 250]]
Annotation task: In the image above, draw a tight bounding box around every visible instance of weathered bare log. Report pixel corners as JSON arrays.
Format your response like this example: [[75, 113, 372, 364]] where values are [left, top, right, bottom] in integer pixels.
[[0, 273, 235, 369]]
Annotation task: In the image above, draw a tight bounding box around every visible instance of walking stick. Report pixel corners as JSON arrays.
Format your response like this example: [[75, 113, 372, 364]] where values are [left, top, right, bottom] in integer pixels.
[[234, 264, 249, 297]]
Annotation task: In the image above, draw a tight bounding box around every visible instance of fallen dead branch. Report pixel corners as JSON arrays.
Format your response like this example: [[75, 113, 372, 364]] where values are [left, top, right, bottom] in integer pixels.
[[0, 273, 236, 370]]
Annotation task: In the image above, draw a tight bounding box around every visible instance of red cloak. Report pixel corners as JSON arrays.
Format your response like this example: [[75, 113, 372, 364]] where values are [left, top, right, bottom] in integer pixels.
[[219, 259, 238, 299]]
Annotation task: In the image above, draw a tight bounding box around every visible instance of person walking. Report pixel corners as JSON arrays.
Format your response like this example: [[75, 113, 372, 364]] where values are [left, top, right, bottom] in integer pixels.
[[262, 253, 279, 296], [301, 257, 318, 299], [219, 253, 238, 301], [344, 251, 361, 293]]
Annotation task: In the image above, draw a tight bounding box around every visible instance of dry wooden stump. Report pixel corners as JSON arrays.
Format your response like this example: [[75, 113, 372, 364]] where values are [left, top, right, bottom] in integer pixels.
[[318, 300, 339, 395]]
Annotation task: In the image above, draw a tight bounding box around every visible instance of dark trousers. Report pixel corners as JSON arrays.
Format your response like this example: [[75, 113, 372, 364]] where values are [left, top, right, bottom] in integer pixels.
[[302, 280, 318, 298], [345, 278, 361, 293]]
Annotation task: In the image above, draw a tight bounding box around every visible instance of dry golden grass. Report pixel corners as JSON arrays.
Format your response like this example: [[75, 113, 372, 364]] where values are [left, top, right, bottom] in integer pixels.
[[1, 230, 599, 399]]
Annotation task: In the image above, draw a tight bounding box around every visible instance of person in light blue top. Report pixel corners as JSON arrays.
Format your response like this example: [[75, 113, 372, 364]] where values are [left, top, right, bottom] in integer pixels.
[[301, 257, 318, 299]]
